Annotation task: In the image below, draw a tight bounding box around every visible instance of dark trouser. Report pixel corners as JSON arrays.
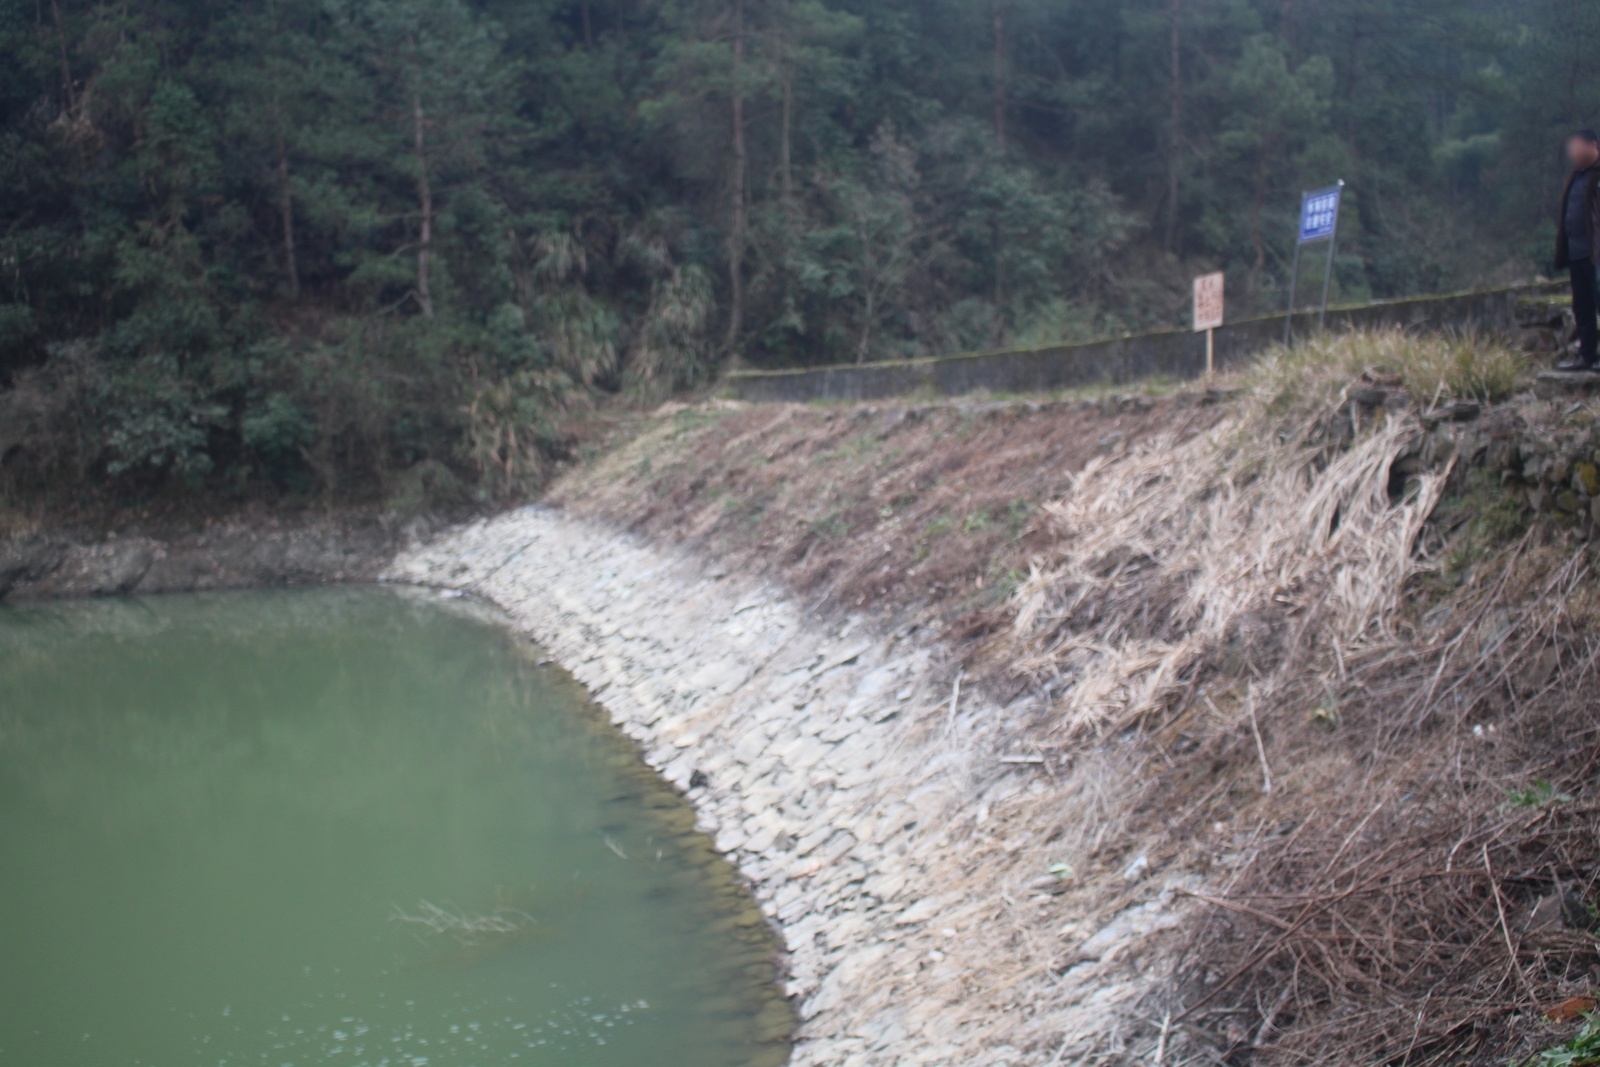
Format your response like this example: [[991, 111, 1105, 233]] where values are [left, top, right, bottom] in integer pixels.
[[1572, 258, 1599, 364]]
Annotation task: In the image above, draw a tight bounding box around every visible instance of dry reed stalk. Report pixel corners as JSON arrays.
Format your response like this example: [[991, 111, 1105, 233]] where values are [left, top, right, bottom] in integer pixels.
[[1163, 543, 1600, 1065], [1010, 375, 1442, 738], [994, 333, 1595, 1065], [390, 899, 538, 946]]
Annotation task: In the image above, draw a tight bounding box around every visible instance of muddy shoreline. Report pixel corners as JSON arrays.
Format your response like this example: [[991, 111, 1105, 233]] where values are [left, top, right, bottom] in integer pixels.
[[0, 513, 411, 601]]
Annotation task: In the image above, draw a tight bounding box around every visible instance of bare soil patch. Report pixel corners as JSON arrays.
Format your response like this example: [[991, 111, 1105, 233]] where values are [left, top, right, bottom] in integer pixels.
[[552, 393, 1225, 658]]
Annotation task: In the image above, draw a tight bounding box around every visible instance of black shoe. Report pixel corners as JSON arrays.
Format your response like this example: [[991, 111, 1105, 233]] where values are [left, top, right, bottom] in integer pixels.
[[1556, 357, 1600, 373]]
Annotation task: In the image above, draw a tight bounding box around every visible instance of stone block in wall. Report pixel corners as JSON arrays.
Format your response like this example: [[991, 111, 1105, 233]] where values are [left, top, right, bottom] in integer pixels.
[[1535, 371, 1600, 401], [1577, 462, 1600, 497]]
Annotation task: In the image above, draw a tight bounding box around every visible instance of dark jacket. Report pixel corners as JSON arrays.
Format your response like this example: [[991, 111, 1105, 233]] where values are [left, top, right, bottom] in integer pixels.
[[1556, 166, 1600, 269]]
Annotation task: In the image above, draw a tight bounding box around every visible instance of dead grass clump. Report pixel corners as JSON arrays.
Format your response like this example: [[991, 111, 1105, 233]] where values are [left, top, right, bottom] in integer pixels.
[[1167, 542, 1600, 1065], [391, 899, 539, 947], [1174, 763, 1600, 1066], [1248, 330, 1531, 412], [1008, 335, 1458, 738], [1005, 330, 1600, 1064]]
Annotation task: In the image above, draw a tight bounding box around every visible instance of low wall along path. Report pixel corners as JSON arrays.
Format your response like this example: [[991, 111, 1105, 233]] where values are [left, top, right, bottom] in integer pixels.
[[725, 282, 1560, 403], [388, 508, 1189, 1066]]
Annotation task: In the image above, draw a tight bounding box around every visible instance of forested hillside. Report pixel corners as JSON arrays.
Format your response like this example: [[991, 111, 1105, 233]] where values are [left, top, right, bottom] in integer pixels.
[[0, 0, 1594, 507]]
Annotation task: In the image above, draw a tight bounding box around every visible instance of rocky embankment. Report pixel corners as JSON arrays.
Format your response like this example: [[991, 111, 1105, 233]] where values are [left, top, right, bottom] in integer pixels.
[[388, 508, 1194, 1067], [15, 336, 1593, 1064], [1348, 369, 1600, 531], [0, 515, 402, 601]]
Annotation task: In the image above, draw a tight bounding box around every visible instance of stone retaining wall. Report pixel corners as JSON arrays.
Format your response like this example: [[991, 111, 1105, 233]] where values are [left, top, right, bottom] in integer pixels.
[[387, 509, 1190, 1067], [1423, 384, 1600, 531], [726, 282, 1558, 404]]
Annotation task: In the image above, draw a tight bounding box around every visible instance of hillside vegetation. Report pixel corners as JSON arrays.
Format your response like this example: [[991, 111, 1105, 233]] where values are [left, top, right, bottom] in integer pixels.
[[1, 0, 1593, 513], [556, 330, 1600, 1065]]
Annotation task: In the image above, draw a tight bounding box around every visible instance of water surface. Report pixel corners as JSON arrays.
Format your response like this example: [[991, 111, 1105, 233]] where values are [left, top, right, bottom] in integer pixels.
[[0, 588, 791, 1067]]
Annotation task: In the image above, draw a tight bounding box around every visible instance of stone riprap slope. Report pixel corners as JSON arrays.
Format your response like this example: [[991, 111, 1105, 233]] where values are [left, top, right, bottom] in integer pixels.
[[388, 507, 1190, 1067]]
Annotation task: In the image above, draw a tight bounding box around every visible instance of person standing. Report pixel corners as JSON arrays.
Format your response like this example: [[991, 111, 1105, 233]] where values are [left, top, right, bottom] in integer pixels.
[[1556, 130, 1600, 372]]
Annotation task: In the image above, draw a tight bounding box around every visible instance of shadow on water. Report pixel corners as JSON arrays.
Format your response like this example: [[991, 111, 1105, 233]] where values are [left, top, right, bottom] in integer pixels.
[[0, 586, 794, 1067]]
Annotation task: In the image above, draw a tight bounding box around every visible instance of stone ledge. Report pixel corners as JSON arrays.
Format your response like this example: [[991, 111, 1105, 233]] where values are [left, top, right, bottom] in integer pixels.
[[725, 282, 1558, 404], [1535, 370, 1600, 400]]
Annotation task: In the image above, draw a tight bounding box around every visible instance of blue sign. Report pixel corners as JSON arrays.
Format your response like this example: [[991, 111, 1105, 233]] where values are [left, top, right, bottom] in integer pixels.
[[1298, 186, 1342, 243]]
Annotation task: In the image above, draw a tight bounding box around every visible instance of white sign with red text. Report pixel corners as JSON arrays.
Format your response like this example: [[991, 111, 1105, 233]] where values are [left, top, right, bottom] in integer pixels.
[[1193, 272, 1225, 333]]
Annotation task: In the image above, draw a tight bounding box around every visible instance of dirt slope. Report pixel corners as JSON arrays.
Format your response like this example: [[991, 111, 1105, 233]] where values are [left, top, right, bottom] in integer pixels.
[[553, 392, 1225, 662], [550, 333, 1600, 1067]]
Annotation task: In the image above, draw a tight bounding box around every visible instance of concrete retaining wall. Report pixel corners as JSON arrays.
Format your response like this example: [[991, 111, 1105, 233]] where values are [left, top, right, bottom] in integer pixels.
[[725, 283, 1555, 404]]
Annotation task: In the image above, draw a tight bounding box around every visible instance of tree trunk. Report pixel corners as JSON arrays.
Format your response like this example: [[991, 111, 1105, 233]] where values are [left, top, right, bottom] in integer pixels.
[[1165, 0, 1182, 253], [780, 58, 794, 215], [855, 214, 875, 363], [991, 1, 1009, 345], [411, 80, 435, 318], [581, 0, 594, 48], [49, 0, 74, 112], [858, 292, 873, 363], [1247, 141, 1273, 298], [274, 111, 300, 301], [726, 0, 747, 350], [858, 272, 874, 364], [992, 1, 1007, 153], [992, 221, 1006, 348]]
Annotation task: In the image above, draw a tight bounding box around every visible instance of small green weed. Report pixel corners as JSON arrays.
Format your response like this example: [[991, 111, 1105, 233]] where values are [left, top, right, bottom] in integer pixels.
[[982, 566, 1027, 605], [1310, 687, 1340, 730], [1003, 499, 1035, 538], [963, 509, 994, 533], [1524, 1014, 1600, 1066], [738, 498, 769, 527], [667, 410, 715, 439], [835, 433, 880, 461], [812, 512, 851, 539], [913, 513, 954, 561], [1504, 781, 1574, 810]]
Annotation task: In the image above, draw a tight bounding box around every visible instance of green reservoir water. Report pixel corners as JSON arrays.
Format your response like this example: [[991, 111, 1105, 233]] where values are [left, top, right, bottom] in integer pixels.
[[0, 588, 791, 1067]]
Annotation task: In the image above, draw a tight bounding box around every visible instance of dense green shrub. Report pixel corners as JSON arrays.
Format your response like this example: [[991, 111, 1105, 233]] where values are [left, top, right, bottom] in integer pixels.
[[0, 0, 1585, 508]]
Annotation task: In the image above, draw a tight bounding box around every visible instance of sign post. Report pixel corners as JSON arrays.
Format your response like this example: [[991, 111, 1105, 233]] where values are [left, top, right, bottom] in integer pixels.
[[1193, 271, 1225, 376], [1284, 180, 1344, 344]]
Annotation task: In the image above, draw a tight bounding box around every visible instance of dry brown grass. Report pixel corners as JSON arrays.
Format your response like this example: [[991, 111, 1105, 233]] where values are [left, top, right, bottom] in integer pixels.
[[1005, 333, 1471, 740], [549, 329, 1591, 1065], [1249, 330, 1532, 410], [1156, 540, 1600, 1065], [998, 330, 1600, 1065], [551, 391, 1222, 645]]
